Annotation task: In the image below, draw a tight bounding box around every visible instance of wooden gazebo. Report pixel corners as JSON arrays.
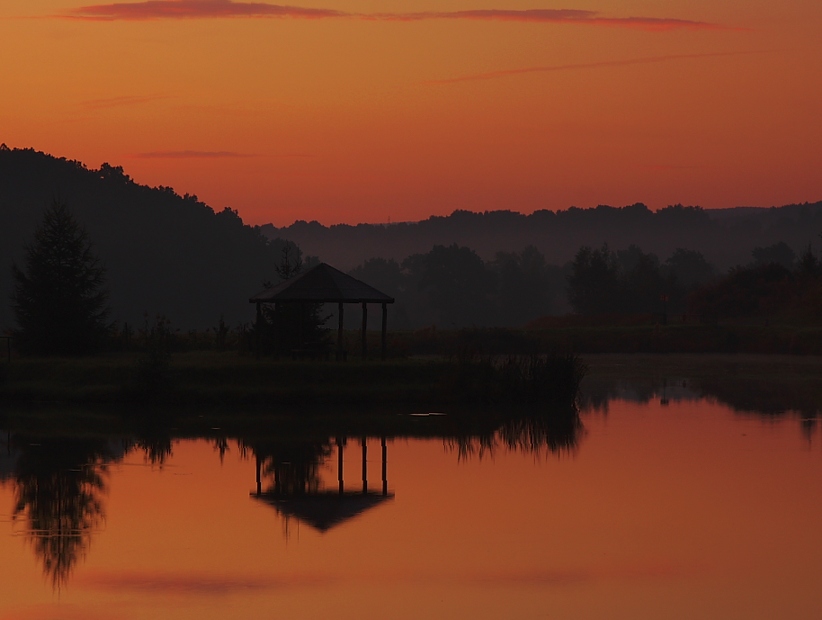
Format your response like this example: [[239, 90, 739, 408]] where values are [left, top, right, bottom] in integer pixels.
[[249, 263, 395, 360]]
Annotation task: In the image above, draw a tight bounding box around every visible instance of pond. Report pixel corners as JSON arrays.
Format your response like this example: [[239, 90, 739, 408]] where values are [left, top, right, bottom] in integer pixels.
[[1, 376, 821, 619]]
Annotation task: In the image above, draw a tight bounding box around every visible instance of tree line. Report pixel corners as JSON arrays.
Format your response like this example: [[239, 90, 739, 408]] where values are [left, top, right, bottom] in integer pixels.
[[264, 201, 822, 275], [10, 194, 822, 359], [5, 148, 821, 357]]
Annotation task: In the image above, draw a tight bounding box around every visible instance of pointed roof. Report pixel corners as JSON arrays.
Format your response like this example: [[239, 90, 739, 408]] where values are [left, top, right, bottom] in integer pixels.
[[249, 263, 394, 304], [251, 490, 394, 533]]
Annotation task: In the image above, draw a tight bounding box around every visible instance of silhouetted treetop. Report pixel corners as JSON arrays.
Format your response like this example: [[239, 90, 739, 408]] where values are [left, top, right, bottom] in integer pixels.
[[11, 199, 110, 355]]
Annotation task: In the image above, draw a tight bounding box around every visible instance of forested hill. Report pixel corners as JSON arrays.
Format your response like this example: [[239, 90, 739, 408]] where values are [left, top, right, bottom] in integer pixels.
[[0, 147, 288, 331], [261, 202, 822, 272]]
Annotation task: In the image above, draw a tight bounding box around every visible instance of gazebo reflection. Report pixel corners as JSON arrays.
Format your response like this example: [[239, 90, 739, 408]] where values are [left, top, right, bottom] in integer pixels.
[[250, 436, 394, 533]]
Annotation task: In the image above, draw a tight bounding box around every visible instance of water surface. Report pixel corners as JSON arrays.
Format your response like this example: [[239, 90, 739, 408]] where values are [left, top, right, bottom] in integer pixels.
[[1, 383, 821, 619]]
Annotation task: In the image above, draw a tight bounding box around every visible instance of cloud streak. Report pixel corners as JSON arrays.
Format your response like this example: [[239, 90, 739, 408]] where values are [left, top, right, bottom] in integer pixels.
[[425, 50, 769, 84], [79, 571, 331, 593], [131, 150, 255, 158], [369, 9, 722, 32], [62, 1, 730, 31], [67, 0, 343, 20]]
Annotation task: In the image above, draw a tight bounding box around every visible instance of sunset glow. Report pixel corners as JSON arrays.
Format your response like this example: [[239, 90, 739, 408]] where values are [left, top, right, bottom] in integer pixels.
[[2, 0, 821, 224]]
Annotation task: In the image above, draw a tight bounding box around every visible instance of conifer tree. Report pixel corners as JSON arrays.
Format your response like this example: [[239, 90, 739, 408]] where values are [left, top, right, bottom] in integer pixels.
[[11, 200, 109, 355]]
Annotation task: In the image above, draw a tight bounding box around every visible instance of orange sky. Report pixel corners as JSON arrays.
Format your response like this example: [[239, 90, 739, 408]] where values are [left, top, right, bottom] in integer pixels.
[[2, 0, 821, 225]]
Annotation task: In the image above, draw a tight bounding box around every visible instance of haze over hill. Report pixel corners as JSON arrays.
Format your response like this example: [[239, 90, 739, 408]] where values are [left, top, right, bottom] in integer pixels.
[[262, 203, 822, 273]]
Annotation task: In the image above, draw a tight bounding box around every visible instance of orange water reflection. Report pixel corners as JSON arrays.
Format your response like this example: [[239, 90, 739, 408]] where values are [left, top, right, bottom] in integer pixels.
[[1, 397, 822, 619]]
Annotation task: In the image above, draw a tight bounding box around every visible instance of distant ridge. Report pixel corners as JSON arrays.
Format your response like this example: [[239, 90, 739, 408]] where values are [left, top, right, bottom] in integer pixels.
[[261, 202, 822, 272], [0, 147, 290, 330]]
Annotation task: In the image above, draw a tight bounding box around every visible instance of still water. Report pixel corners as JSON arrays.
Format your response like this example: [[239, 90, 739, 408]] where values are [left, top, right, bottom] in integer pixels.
[[1, 382, 821, 619]]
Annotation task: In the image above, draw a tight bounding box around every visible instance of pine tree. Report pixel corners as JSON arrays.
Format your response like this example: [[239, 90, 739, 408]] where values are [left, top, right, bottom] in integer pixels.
[[11, 200, 110, 355]]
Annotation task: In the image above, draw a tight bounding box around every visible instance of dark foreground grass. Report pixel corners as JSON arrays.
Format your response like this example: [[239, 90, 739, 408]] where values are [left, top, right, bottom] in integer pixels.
[[0, 350, 584, 409], [389, 323, 822, 356]]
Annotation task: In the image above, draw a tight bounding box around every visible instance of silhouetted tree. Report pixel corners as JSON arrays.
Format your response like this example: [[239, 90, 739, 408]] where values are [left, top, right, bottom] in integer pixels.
[[618, 246, 669, 314], [261, 242, 329, 354], [491, 246, 557, 326], [689, 263, 793, 321], [567, 245, 620, 315], [11, 199, 109, 355], [797, 243, 821, 278], [410, 244, 493, 327], [665, 248, 716, 291], [752, 242, 795, 269], [349, 258, 411, 329]]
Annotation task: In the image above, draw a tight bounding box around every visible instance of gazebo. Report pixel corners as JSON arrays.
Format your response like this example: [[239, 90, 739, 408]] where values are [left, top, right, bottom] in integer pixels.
[[249, 263, 395, 360]]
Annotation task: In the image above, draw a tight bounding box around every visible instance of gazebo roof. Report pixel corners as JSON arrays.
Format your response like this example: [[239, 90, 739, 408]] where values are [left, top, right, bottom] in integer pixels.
[[249, 263, 394, 304], [251, 490, 394, 533]]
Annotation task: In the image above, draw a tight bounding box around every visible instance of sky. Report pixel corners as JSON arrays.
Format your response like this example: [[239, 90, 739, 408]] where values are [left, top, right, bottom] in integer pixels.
[[1, 0, 821, 225]]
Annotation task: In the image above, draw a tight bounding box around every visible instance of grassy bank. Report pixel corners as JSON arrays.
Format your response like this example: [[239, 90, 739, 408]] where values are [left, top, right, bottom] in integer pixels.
[[391, 323, 822, 356], [0, 350, 584, 409]]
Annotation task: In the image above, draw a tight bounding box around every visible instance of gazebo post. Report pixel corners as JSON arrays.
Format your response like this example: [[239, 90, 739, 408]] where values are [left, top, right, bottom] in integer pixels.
[[255, 302, 262, 360], [337, 302, 345, 361], [381, 302, 388, 361], [255, 454, 261, 495], [361, 302, 368, 360], [381, 436, 388, 496], [361, 436, 368, 494], [337, 436, 344, 495]]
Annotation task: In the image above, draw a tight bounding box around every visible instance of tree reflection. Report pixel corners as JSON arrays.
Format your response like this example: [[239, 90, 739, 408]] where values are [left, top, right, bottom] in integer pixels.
[[580, 374, 822, 437], [445, 404, 585, 459], [498, 408, 584, 455], [244, 438, 333, 496], [8, 436, 121, 589]]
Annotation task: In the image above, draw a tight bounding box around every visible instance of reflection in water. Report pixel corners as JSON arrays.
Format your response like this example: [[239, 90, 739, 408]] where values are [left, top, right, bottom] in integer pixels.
[[445, 405, 584, 460], [581, 374, 822, 444], [5, 436, 124, 589], [1, 401, 584, 587], [128, 426, 174, 467], [247, 437, 394, 534], [580, 377, 701, 414]]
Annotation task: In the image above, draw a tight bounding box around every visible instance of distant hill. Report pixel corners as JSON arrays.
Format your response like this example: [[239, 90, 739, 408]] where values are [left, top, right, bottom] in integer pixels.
[[261, 202, 822, 272], [0, 146, 289, 331]]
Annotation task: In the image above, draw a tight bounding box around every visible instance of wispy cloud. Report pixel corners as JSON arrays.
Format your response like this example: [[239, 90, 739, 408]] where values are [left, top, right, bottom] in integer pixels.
[[61, 1, 730, 31], [82, 572, 279, 594], [426, 50, 769, 84], [370, 9, 722, 32], [79, 571, 331, 593], [81, 94, 169, 109], [131, 150, 256, 158], [66, 0, 343, 20]]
